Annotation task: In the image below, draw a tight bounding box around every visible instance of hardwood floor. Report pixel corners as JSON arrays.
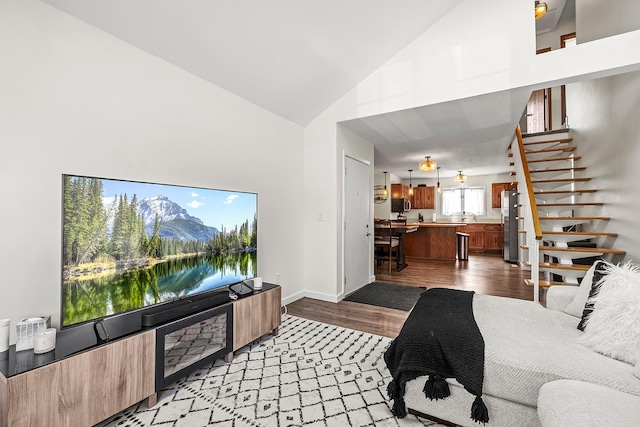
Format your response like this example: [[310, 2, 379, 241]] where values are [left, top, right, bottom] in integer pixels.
[[287, 253, 543, 339]]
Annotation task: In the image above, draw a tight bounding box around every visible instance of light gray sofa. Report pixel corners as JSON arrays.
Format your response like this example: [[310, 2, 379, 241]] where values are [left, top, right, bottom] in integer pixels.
[[402, 285, 640, 426]]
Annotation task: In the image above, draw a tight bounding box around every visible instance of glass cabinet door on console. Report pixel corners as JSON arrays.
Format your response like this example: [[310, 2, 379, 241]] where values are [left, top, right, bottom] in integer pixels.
[[155, 304, 232, 391]]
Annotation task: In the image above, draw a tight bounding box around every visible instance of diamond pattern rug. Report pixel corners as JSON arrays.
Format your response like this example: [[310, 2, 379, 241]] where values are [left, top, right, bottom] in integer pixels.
[[99, 315, 444, 427]]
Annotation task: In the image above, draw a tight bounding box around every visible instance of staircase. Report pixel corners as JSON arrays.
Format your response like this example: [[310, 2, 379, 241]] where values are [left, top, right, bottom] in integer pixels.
[[509, 127, 625, 301]]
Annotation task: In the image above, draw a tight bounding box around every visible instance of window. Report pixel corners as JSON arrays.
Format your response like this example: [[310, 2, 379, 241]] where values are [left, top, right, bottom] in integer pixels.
[[442, 186, 485, 216]]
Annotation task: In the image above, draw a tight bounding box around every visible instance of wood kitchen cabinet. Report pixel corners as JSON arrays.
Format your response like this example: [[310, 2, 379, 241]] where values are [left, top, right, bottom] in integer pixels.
[[457, 223, 503, 253], [485, 224, 504, 252], [391, 183, 410, 199], [411, 186, 435, 209], [463, 224, 485, 252], [491, 182, 517, 208]]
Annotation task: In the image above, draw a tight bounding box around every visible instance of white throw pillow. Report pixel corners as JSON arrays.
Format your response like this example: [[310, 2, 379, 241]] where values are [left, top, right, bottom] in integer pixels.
[[564, 260, 601, 317], [578, 262, 640, 365], [634, 362, 640, 381]]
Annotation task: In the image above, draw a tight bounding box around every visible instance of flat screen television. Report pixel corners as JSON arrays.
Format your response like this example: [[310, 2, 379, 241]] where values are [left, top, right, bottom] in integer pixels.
[[61, 174, 257, 328]]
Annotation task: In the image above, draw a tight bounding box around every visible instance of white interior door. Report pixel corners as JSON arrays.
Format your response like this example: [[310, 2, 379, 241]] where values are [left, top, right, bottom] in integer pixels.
[[344, 155, 371, 296]]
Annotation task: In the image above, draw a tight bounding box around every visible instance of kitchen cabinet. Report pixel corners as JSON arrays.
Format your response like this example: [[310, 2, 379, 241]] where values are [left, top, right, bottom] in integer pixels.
[[404, 224, 458, 260], [491, 182, 517, 208], [456, 223, 503, 253], [485, 224, 504, 252], [391, 183, 410, 199], [462, 224, 485, 251], [411, 186, 435, 209]]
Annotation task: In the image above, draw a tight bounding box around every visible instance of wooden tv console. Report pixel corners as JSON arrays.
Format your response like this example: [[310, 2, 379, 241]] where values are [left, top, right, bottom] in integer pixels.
[[0, 284, 281, 427]]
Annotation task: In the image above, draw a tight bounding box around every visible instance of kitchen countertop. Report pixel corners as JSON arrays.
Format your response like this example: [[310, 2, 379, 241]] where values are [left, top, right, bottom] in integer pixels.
[[411, 222, 464, 227], [409, 221, 502, 227]]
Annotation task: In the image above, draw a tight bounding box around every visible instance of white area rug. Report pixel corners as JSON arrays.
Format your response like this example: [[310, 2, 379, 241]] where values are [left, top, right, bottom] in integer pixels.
[[100, 315, 444, 426]]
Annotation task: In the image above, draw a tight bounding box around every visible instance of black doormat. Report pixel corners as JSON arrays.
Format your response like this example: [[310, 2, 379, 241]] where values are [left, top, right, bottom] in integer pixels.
[[344, 282, 426, 311]]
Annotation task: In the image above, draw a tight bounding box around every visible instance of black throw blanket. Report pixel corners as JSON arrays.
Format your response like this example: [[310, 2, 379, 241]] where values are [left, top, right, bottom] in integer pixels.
[[384, 288, 489, 424]]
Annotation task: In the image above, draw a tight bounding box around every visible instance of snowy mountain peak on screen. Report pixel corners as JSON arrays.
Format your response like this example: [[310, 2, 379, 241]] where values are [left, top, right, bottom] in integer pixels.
[[139, 195, 204, 225]]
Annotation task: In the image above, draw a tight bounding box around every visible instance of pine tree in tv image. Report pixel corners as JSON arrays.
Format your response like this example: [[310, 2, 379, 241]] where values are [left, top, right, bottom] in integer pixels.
[[61, 175, 257, 327]]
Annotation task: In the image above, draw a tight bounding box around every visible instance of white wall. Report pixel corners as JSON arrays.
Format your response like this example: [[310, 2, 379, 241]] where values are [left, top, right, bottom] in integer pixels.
[[577, 0, 640, 44], [566, 70, 640, 262], [0, 0, 305, 343]]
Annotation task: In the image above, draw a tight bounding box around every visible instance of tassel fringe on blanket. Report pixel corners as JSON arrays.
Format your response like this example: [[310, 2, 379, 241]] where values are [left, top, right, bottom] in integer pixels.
[[423, 374, 451, 400]]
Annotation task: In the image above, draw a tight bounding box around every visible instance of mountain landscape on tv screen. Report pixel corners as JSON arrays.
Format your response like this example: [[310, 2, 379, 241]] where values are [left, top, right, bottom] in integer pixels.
[[139, 195, 220, 242]]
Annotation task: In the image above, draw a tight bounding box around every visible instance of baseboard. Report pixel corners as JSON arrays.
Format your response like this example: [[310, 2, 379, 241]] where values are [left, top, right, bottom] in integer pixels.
[[281, 290, 304, 306], [303, 290, 340, 303], [282, 290, 341, 305]]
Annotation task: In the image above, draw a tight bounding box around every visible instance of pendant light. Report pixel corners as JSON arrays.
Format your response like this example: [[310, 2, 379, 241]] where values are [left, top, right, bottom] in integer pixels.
[[436, 167, 441, 193], [419, 156, 437, 172], [408, 169, 413, 195], [383, 171, 388, 196], [535, 1, 547, 20], [454, 170, 467, 184]]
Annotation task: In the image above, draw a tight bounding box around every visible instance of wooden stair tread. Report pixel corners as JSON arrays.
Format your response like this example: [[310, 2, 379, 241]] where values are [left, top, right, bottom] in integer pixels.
[[526, 156, 582, 164], [512, 169, 585, 176], [539, 216, 609, 221], [524, 262, 591, 271], [532, 177, 591, 184], [542, 231, 618, 237], [509, 147, 576, 158], [523, 246, 625, 255], [534, 189, 597, 195], [535, 202, 604, 207], [524, 279, 576, 288], [522, 137, 573, 146], [525, 146, 577, 155], [529, 167, 586, 174]]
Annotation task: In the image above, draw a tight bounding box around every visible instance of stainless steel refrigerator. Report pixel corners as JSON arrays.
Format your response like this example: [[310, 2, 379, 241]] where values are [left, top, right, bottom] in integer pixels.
[[502, 189, 518, 263]]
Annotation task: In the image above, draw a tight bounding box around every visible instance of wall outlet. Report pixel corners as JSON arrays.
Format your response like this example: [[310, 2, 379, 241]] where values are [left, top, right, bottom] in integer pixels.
[[275, 273, 281, 284]]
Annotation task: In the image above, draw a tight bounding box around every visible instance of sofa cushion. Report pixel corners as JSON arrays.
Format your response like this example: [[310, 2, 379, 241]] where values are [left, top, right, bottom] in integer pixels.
[[564, 260, 603, 318], [577, 260, 610, 330], [578, 262, 640, 365], [473, 294, 640, 407], [634, 362, 640, 380], [538, 379, 640, 427]]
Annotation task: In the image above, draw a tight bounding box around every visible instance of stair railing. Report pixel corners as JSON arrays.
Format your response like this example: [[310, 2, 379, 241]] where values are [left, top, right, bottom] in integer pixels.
[[513, 125, 543, 303]]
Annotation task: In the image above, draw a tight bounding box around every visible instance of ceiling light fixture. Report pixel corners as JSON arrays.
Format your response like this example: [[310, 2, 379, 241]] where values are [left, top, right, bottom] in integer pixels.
[[419, 156, 437, 172], [535, 1, 547, 20], [436, 167, 441, 193], [408, 169, 413, 195], [454, 170, 467, 184]]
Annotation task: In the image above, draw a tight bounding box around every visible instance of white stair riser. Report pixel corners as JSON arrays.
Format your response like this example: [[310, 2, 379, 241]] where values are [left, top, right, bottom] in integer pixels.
[[521, 132, 570, 143], [540, 218, 592, 228], [533, 181, 588, 191], [542, 234, 598, 244], [540, 250, 605, 260], [530, 170, 579, 179], [526, 151, 576, 161], [536, 206, 582, 215], [539, 267, 588, 279]]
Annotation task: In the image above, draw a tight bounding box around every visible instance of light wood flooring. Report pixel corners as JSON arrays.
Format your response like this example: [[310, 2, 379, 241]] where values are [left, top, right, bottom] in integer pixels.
[[287, 253, 543, 339]]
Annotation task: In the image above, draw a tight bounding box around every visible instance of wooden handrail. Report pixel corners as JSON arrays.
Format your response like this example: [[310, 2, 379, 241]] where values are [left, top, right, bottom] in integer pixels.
[[515, 125, 543, 240]]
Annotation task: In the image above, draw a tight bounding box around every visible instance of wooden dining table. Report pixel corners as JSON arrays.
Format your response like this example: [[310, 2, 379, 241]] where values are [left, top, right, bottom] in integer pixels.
[[375, 222, 419, 271]]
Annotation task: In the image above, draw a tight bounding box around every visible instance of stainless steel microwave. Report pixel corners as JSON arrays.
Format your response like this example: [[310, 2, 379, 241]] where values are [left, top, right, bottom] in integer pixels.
[[391, 198, 411, 212]]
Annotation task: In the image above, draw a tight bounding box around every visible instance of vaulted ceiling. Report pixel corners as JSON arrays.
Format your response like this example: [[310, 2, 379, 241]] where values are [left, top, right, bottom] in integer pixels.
[[42, 0, 573, 179]]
